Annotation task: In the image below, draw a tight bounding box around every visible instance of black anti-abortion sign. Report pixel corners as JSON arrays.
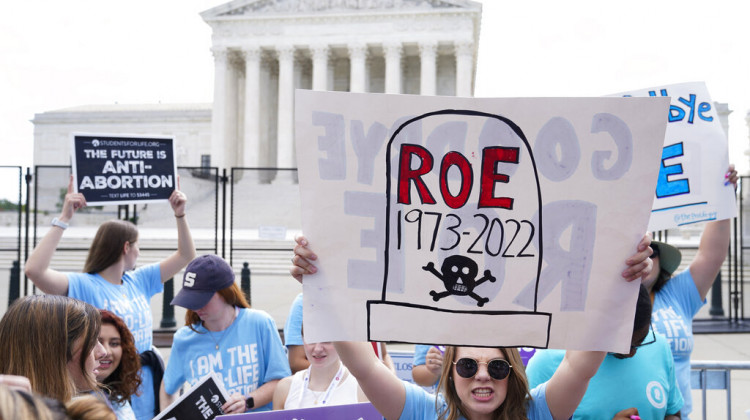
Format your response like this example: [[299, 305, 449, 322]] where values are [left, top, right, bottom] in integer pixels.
[[154, 373, 228, 420], [71, 134, 177, 205]]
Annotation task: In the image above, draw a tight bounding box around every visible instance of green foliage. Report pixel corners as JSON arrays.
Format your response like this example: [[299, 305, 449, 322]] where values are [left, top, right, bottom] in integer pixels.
[[0, 199, 24, 211]]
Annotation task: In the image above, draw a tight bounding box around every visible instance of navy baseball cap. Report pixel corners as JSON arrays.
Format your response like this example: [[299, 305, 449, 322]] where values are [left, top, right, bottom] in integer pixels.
[[171, 254, 236, 310]]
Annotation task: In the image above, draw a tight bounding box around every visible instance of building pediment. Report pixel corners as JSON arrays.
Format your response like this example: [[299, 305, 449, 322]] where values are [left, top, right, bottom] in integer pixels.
[[202, 0, 480, 19]]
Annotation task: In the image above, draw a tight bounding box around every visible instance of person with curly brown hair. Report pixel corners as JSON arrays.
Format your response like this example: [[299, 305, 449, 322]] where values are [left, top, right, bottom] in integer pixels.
[[97, 310, 142, 420]]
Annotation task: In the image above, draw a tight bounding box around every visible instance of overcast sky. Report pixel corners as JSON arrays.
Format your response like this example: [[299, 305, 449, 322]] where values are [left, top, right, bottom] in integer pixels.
[[1, 0, 748, 200]]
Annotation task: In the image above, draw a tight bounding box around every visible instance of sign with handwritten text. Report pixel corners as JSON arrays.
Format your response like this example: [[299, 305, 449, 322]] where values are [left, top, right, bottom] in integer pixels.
[[71, 133, 177, 205], [614, 82, 736, 230], [295, 91, 668, 353]]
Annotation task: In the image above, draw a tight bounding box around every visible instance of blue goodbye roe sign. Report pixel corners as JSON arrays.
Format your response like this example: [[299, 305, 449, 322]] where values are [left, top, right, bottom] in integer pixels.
[[614, 82, 736, 231], [71, 134, 177, 205]]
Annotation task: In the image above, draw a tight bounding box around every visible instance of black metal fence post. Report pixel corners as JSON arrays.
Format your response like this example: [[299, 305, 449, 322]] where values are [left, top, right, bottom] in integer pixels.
[[8, 260, 20, 306], [709, 272, 724, 317], [220, 169, 228, 259], [241, 262, 251, 306], [160, 278, 176, 328], [24, 168, 32, 296]]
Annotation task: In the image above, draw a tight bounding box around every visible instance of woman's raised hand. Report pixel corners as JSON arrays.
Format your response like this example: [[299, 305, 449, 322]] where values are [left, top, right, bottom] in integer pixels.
[[169, 177, 188, 218], [60, 175, 87, 222]]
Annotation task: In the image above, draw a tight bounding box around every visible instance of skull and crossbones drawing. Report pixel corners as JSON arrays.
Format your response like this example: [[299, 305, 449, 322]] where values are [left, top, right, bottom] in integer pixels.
[[422, 255, 496, 307]]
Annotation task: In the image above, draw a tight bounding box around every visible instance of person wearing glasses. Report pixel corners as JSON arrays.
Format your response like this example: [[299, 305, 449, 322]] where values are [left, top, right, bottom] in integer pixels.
[[526, 285, 682, 420], [289, 235, 654, 420]]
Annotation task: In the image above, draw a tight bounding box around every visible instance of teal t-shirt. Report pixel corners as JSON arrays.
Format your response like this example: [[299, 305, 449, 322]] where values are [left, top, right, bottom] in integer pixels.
[[526, 334, 683, 419]]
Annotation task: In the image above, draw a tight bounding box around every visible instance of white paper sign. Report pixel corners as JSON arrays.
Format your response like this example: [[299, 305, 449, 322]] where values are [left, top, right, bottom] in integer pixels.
[[295, 91, 669, 352], [613, 82, 736, 230]]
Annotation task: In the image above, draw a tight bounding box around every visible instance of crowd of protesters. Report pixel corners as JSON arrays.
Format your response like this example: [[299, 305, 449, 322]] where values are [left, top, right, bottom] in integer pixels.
[[0, 165, 737, 420]]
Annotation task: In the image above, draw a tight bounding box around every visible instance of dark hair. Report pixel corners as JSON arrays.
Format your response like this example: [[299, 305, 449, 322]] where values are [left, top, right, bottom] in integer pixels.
[[84, 220, 139, 274], [651, 267, 672, 294], [99, 310, 142, 403], [634, 284, 653, 333], [186, 282, 250, 333]]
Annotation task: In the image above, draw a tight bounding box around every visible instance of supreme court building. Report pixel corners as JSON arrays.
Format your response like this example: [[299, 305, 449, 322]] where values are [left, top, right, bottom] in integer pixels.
[[32, 0, 483, 177]]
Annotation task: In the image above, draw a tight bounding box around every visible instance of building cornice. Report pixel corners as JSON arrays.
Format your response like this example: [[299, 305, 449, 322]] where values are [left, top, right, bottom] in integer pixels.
[[32, 104, 212, 125]]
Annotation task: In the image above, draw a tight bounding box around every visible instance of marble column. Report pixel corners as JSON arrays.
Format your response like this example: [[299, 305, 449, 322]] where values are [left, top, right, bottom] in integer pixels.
[[419, 41, 438, 96], [210, 48, 228, 170], [242, 47, 261, 169], [455, 41, 473, 97], [349, 43, 368, 93], [384, 42, 402, 94], [276, 45, 296, 181], [311, 44, 329, 91]]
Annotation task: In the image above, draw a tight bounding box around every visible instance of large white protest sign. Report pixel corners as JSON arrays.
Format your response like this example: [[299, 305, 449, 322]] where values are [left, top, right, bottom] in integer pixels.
[[71, 133, 177, 205], [295, 91, 668, 352], [613, 82, 736, 231]]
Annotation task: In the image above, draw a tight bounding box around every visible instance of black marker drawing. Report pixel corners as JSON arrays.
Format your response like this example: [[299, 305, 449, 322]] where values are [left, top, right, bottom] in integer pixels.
[[423, 255, 496, 307], [367, 109, 551, 348]]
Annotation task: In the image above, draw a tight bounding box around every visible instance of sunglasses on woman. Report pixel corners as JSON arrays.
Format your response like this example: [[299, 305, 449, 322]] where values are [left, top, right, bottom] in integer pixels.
[[453, 358, 512, 380]]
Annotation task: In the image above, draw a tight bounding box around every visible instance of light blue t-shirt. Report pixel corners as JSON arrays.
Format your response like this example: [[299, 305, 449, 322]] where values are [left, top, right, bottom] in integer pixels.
[[283, 293, 304, 347], [163, 308, 291, 412], [526, 333, 683, 419], [400, 380, 551, 420], [111, 399, 136, 420], [412, 345, 431, 367], [67, 263, 162, 420], [652, 269, 704, 418]]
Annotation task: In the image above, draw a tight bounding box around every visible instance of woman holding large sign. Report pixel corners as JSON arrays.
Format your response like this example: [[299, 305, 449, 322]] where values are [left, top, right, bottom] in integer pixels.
[[290, 235, 654, 420], [24, 176, 196, 420]]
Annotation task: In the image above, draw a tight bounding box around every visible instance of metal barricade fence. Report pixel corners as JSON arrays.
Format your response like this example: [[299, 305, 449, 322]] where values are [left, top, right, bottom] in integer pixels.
[[691, 360, 750, 420]]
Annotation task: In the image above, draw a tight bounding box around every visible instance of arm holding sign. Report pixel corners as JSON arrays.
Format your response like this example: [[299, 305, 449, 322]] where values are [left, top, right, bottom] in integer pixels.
[[158, 185, 197, 283], [690, 165, 737, 299], [24, 176, 86, 295]]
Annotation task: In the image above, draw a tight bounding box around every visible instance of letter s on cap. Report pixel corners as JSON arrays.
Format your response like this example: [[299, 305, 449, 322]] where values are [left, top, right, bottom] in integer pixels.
[[184, 272, 196, 287]]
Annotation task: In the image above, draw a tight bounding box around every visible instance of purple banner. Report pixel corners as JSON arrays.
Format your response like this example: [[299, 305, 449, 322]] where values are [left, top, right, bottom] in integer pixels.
[[217, 402, 383, 420]]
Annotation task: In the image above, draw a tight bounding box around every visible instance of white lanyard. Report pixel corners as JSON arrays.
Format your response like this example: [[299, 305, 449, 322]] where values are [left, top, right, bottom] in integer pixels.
[[299, 362, 345, 406]]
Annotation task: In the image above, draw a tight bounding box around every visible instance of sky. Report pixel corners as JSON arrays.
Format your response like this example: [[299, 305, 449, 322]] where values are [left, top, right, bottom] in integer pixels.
[[1, 0, 748, 201]]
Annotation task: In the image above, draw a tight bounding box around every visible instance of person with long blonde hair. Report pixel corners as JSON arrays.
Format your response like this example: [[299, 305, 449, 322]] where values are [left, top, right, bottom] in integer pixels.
[[0, 295, 106, 403], [24, 176, 196, 420]]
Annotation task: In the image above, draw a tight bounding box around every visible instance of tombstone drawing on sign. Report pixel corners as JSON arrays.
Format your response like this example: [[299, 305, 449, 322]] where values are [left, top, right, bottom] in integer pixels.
[[367, 110, 551, 348]]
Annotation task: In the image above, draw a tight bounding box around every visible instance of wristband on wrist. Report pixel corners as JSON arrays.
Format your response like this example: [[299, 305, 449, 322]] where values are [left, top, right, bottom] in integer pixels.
[[175, 213, 186, 218], [51, 218, 68, 230]]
